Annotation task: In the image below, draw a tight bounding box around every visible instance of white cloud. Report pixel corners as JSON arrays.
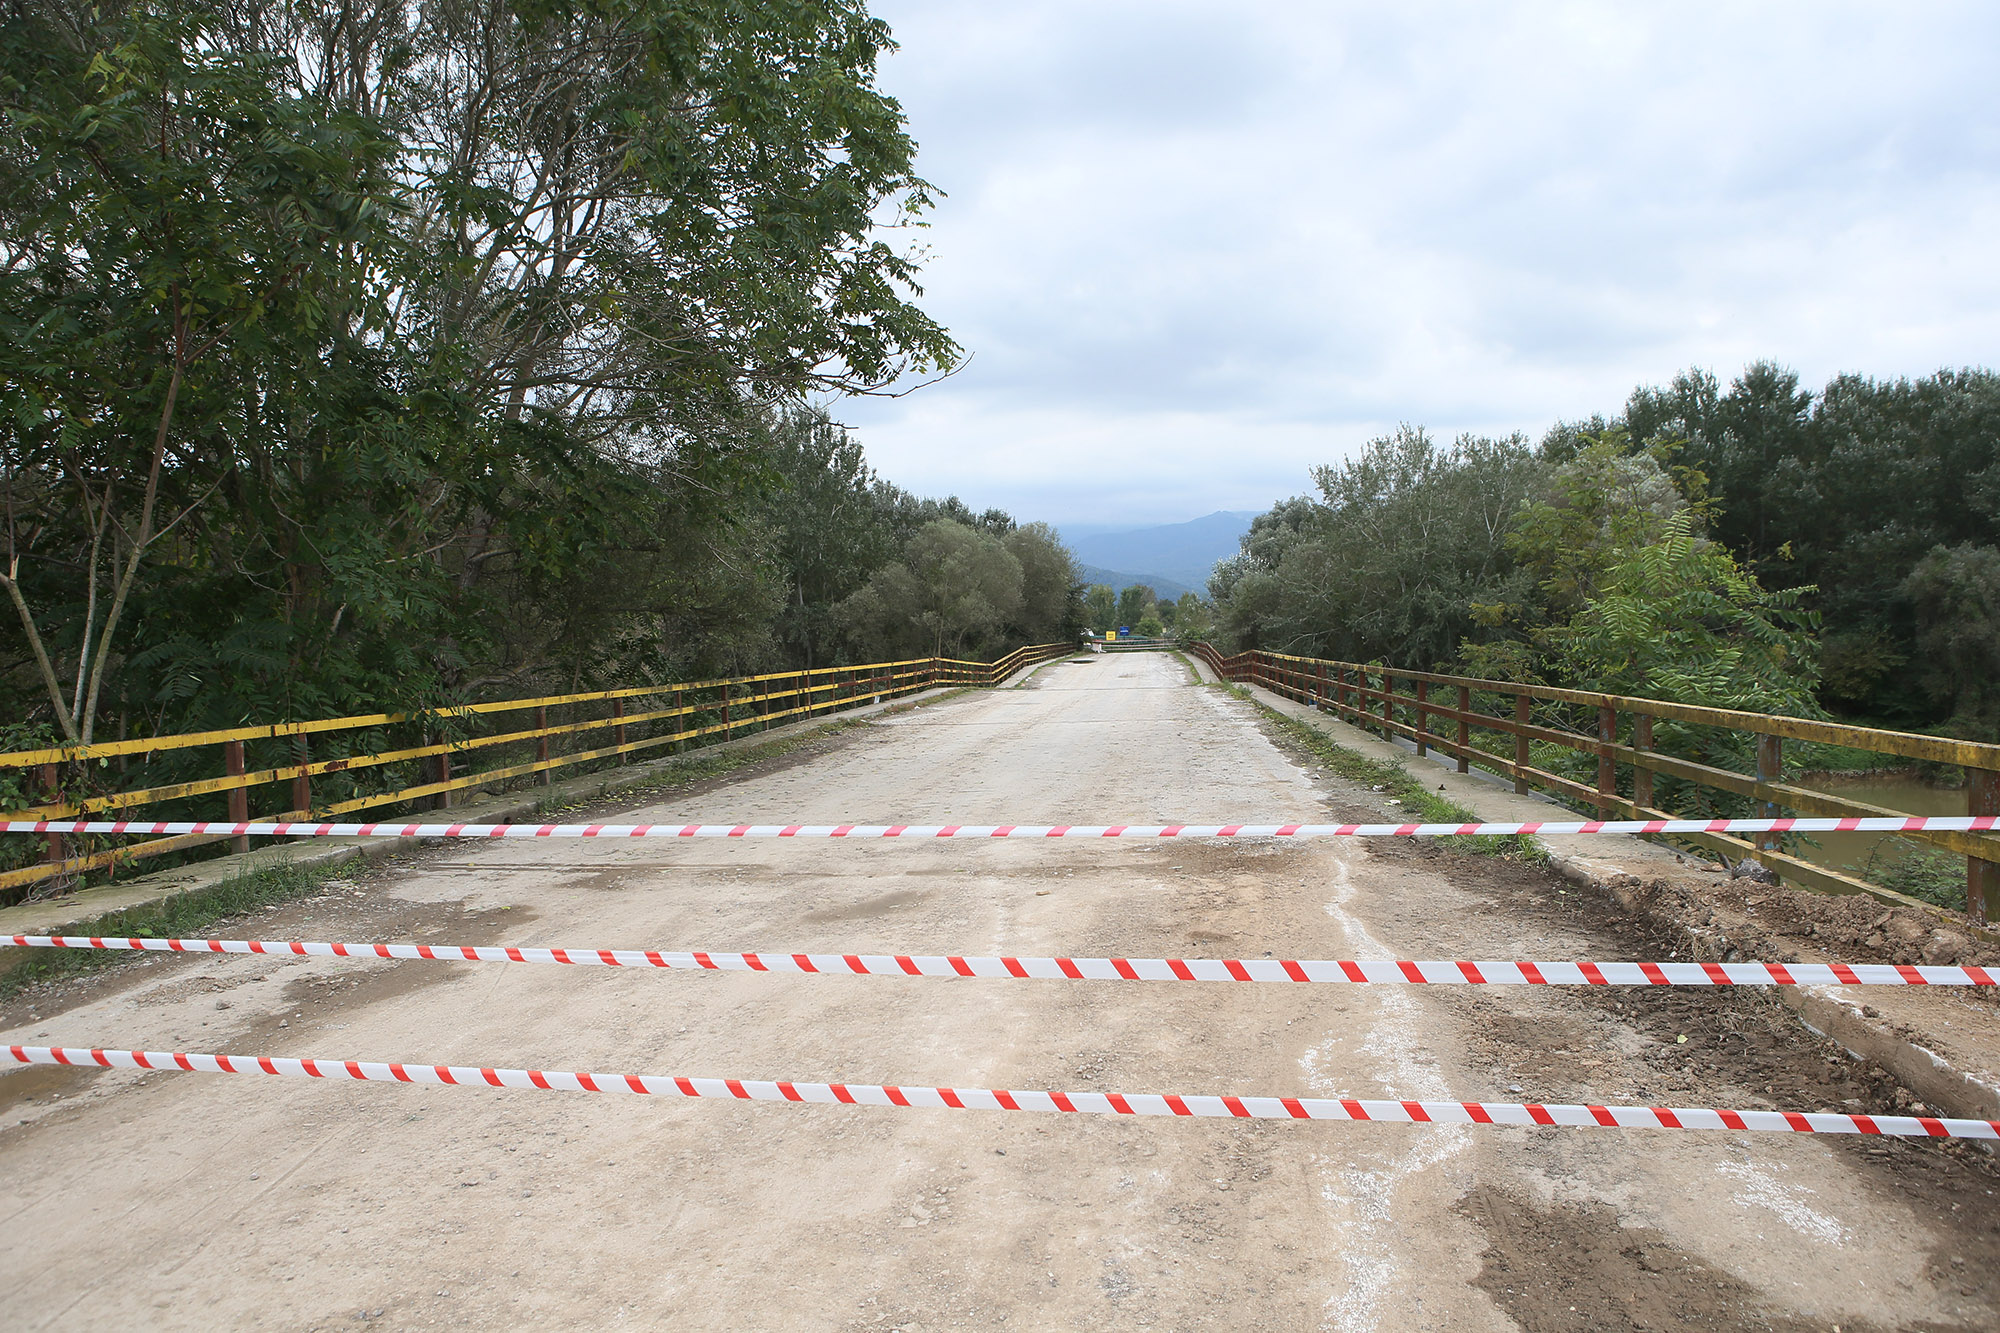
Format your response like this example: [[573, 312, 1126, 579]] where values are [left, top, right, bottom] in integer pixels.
[[840, 1, 2000, 526]]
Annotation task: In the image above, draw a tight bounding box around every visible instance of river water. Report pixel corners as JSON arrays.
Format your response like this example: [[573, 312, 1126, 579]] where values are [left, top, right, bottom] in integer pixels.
[[1790, 773, 1965, 876]]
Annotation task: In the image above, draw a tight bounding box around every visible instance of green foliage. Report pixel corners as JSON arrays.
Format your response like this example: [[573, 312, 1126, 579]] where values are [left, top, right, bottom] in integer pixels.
[[1211, 360, 1996, 747], [1004, 524, 1084, 644], [1902, 543, 2000, 739], [1627, 362, 1812, 564], [1207, 394, 1833, 826], [764, 408, 897, 669], [1211, 430, 1547, 666], [0, 857, 344, 999], [1626, 363, 2000, 725], [1518, 510, 1822, 820], [1861, 840, 1968, 912], [1, 3, 414, 738], [1083, 584, 1117, 632], [1503, 429, 1710, 616], [0, 1, 1065, 754], [1116, 584, 1155, 629], [1549, 513, 1820, 714], [840, 519, 1024, 658], [1168, 592, 1213, 642]]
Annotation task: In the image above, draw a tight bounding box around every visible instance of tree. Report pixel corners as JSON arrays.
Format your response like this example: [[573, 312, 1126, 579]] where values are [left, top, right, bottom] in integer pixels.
[[1625, 363, 2000, 722], [840, 520, 1022, 658], [0, 5, 406, 741], [1627, 362, 1811, 567], [764, 408, 895, 668], [0, 0, 965, 741], [1904, 543, 2000, 738], [1539, 510, 1822, 816], [1082, 583, 1116, 631], [1116, 584, 1155, 629], [1210, 430, 1547, 666], [1208, 497, 1316, 650], [1550, 512, 1820, 715], [1170, 592, 1213, 642], [1002, 523, 1082, 643], [1503, 430, 1708, 616]]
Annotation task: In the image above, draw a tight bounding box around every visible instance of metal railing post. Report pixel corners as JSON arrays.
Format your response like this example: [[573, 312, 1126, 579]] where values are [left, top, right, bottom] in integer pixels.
[[1414, 679, 1429, 757], [1971, 766, 1999, 923], [1756, 733, 1782, 852], [293, 737, 311, 814], [1513, 694, 1531, 795], [1597, 706, 1617, 816], [225, 741, 250, 853], [1456, 686, 1471, 774], [536, 705, 551, 783], [1632, 714, 1654, 811], [1380, 670, 1394, 739]]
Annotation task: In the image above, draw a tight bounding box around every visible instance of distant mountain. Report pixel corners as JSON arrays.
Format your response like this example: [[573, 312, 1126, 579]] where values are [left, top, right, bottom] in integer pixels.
[[1062, 511, 1257, 593], [1076, 564, 1193, 602]]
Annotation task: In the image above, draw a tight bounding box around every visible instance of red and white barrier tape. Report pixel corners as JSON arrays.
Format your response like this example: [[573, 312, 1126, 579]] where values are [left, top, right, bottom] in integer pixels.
[[9, 1044, 1993, 1138], [3, 816, 1996, 840], [7, 934, 1991, 987]]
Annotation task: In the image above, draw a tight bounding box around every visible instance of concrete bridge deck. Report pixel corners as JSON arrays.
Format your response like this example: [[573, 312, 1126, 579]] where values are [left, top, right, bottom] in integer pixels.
[[3, 652, 1996, 1330]]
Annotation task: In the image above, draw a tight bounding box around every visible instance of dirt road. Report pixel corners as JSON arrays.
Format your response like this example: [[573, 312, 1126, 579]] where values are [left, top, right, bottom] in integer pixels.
[[3, 652, 1997, 1330]]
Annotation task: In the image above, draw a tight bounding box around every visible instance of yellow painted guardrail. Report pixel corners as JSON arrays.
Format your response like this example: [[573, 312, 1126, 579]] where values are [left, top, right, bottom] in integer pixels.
[[1, 644, 1074, 898], [1193, 644, 2000, 921]]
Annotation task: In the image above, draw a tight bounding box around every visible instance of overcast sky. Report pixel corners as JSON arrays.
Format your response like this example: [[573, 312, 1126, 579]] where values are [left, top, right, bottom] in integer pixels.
[[833, 1, 2000, 530]]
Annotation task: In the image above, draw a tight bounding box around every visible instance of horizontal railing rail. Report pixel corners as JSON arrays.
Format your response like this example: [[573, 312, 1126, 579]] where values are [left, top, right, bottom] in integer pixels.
[[0, 643, 1073, 901], [1192, 644, 2000, 922]]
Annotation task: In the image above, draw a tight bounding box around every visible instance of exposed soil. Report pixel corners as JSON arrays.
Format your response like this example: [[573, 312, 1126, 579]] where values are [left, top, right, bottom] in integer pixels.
[[1674, 870, 2000, 972], [1459, 1186, 1838, 1333], [1258, 715, 2000, 1331]]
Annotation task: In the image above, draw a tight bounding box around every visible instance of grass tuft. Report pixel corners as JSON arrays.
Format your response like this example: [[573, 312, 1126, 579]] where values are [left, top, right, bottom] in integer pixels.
[[1, 858, 346, 1001], [1861, 839, 1970, 912], [1209, 680, 1543, 860]]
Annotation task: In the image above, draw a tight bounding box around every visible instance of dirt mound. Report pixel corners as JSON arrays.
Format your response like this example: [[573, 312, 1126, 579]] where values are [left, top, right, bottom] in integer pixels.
[[1590, 868, 2000, 974]]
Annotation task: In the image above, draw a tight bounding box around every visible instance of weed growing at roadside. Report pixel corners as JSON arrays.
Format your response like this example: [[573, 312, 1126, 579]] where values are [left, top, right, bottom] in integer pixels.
[[1, 859, 345, 1000], [1205, 680, 1541, 859], [1861, 839, 1969, 911]]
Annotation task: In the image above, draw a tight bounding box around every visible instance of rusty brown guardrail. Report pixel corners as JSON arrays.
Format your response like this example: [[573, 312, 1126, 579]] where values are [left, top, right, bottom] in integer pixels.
[[0, 643, 1074, 902], [1190, 644, 2000, 922]]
